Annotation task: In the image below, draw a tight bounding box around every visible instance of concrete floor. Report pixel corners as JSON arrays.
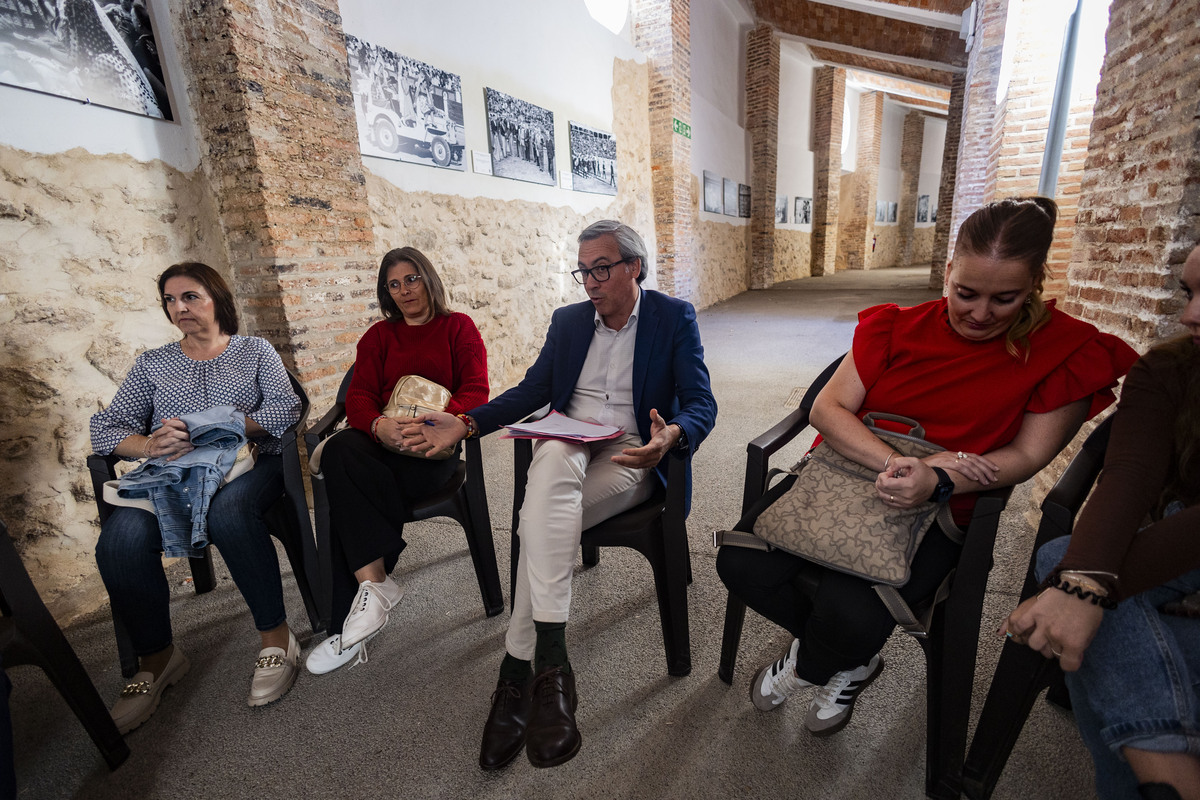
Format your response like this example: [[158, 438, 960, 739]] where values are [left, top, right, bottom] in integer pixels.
[[8, 267, 1095, 799]]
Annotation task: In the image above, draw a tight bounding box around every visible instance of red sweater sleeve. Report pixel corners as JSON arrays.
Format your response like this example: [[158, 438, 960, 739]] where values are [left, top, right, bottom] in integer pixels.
[[345, 322, 390, 432], [445, 314, 489, 415]]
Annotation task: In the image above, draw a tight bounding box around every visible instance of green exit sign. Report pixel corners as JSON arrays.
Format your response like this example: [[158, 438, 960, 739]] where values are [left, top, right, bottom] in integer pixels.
[[672, 118, 692, 139]]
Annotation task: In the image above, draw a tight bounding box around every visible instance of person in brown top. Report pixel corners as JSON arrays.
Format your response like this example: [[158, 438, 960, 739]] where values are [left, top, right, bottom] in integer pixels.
[[1004, 245, 1200, 800]]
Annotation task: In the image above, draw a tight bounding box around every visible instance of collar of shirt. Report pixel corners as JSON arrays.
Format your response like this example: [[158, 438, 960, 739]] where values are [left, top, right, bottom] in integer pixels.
[[593, 288, 642, 333]]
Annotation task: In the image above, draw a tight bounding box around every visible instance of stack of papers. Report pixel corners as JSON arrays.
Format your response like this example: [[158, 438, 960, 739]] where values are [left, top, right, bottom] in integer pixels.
[[502, 411, 623, 443]]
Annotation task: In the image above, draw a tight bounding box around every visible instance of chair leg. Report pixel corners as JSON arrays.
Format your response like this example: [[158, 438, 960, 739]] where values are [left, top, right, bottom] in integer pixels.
[[925, 596, 983, 800], [961, 645, 1063, 800], [582, 545, 600, 567], [457, 495, 504, 618], [647, 523, 691, 677], [267, 501, 323, 633], [717, 594, 746, 685], [189, 550, 216, 594], [18, 619, 130, 770]]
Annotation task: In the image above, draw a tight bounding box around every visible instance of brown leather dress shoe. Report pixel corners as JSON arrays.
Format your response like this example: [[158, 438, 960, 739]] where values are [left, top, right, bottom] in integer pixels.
[[525, 667, 581, 768], [479, 677, 531, 770]]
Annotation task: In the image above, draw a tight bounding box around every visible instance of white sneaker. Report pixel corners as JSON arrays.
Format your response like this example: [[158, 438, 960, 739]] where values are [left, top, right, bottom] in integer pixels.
[[247, 629, 299, 707], [750, 638, 812, 711], [340, 577, 404, 648], [305, 634, 366, 675], [805, 655, 884, 736]]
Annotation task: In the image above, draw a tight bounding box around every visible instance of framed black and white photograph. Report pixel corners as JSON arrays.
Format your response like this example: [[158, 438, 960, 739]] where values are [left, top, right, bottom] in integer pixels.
[[568, 121, 616, 195], [917, 194, 930, 223], [485, 87, 555, 186], [931, 203, 938, 224], [775, 195, 788, 224], [346, 36, 465, 170], [875, 201, 887, 223], [795, 197, 812, 226], [723, 178, 737, 217], [738, 183, 751, 218], [887, 202, 898, 224], [0, 0, 172, 119], [702, 170, 722, 213]]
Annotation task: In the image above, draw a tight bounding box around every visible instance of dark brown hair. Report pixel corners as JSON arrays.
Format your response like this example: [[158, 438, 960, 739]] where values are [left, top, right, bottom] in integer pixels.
[[376, 247, 451, 322], [1150, 334, 1200, 512], [953, 196, 1057, 358], [157, 262, 239, 335]]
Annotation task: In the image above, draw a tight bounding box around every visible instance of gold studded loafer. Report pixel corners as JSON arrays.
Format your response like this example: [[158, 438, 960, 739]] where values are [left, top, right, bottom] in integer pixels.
[[110, 645, 190, 734], [248, 630, 299, 707]]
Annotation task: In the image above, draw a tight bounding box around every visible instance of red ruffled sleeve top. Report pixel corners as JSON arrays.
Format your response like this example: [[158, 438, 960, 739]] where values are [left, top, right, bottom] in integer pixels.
[[345, 312, 490, 433], [851, 298, 1139, 520]]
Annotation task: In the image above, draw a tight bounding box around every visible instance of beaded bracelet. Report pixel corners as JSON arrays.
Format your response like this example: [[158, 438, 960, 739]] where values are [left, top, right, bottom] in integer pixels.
[[1049, 574, 1117, 610], [370, 415, 387, 442], [456, 413, 478, 439]]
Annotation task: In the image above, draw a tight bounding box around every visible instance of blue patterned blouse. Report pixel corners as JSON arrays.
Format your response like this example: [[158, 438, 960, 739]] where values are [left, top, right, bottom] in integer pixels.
[[90, 336, 301, 457]]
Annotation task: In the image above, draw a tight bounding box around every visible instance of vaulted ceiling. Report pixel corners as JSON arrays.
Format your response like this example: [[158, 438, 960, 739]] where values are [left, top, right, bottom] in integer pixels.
[[750, 0, 972, 110]]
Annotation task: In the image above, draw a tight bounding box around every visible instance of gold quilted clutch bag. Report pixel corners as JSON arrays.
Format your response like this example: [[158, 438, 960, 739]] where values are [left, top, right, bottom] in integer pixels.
[[380, 375, 454, 459]]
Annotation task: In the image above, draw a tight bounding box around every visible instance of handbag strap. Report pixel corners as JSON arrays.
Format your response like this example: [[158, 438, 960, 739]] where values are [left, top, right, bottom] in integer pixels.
[[873, 507, 963, 637], [712, 529, 771, 551]]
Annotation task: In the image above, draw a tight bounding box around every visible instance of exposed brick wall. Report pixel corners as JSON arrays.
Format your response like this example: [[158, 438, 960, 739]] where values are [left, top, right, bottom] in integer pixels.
[[178, 0, 376, 404], [810, 66, 846, 277], [746, 23, 780, 289], [634, 0, 694, 300], [950, 0, 1008, 253], [839, 91, 882, 271], [930, 72, 965, 288], [808, 47, 956, 88], [1063, 0, 1200, 349], [898, 110, 925, 266], [754, 1, 968, 68]]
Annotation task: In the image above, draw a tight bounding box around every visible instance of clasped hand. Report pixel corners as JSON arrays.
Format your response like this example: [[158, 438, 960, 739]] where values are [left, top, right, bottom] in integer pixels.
[[875, 450, 999, 508], [147, 417, 194, 461], [398, 411, 466, 456], [999, 588, 1104, 672]]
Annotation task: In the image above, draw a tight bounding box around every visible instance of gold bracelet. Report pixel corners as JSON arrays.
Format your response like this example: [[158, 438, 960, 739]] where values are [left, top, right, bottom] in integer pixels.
[[883, 452, 898, 471], [142, 435, 153, 459]]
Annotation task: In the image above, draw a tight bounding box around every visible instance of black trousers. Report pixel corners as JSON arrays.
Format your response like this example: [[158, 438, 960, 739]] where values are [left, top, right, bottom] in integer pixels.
[[321, 428, 458, 635], [716, 478, 962, 685]]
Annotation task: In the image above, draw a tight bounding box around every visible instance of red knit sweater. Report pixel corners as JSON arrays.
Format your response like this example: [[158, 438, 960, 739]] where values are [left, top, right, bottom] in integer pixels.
[[345, 313, 489, 432]]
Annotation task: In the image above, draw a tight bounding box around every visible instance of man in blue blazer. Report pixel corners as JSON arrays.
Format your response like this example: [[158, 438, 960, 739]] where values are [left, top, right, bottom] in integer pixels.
[[406, 220, 716, 771]]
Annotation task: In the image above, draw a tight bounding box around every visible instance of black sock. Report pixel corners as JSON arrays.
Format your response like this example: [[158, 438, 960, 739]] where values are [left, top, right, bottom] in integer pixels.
[[533, 621, 571, 674], [498, 652, 532, 683]]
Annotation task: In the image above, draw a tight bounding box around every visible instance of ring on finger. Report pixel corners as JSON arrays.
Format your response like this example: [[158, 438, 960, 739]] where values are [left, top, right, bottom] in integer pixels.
[[1051, 647, 1062, 658], [957, 451, 967, 460]]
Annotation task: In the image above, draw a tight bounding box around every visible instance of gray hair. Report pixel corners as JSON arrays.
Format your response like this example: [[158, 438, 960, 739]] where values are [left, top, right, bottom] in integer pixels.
[[578, 220, 651, 284]]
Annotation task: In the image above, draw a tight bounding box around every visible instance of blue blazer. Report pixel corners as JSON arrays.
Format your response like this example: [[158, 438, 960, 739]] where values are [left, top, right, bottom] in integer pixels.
[[471, 289, 717, 513]]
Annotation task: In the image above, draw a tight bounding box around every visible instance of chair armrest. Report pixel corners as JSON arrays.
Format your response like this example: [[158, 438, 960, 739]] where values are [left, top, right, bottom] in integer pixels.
[[742, 406, 812, 516], [304, 402, 346, 450], [87, 453, 121, 525]]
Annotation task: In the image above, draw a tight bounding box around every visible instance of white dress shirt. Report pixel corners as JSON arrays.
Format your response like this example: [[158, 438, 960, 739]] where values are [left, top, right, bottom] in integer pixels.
[[565, 290, 642, 438]]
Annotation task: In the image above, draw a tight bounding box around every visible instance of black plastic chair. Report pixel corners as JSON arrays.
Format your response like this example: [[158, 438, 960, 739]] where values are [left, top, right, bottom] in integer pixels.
[[960, 415, 1114, 800], [715, 355, 1012, 800], [88, 370, 322, 677], [509, 434, 693, 676], [304, 365, 503, 630], [0, 519, 129, 769]]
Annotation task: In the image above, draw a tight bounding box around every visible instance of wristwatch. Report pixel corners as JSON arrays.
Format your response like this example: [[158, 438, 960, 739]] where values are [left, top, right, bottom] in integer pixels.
[[929, 467, 955, 503], [672, 423, 689, 453]]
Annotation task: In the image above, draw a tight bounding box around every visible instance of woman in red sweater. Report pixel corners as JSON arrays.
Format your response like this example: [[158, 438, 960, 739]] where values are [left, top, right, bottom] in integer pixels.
[[306, 247, 489, 675]]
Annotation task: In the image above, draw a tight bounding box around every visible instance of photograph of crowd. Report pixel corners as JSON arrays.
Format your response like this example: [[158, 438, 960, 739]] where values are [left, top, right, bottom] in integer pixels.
[[775, 195, 788, 224], [0, 0, 172, 119], [917, 194, 930, 223], [345, 35, 465, 171], [569, 121, 617, 195], [485, 87, 555, 186]]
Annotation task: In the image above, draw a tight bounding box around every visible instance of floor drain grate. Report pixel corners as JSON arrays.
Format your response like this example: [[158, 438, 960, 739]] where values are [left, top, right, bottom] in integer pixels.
[[785, 386, 807, 408]]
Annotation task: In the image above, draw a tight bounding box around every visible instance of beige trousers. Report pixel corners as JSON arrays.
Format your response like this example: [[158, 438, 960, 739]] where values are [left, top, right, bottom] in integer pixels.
[[504, 433, 656, 660]]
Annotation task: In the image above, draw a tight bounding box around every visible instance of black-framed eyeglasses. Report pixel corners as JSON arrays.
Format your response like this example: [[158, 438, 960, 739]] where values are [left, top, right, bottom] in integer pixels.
[[386, 274, 424, 292], [571, 258, 630, 284]]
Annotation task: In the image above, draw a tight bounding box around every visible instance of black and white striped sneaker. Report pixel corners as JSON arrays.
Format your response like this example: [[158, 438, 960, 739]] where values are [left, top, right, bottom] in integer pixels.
[[804, 655, 884, 736], [750, 638, 812, 711]]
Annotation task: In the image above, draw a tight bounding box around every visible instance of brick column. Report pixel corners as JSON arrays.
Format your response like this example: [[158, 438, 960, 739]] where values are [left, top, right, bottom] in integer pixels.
[[178, 0, 376, 402], [949, 0, 1009, 252], [810, 66, 846, 277], [898, 110, 925, 267], [746, 24, 779, 289], [930, 73, 965, 288], [634, 0, 693, 300], [840, 91, 882, 271]]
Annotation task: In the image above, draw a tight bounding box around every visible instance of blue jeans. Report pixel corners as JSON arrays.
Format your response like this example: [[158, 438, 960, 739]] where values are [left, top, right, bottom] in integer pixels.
[[96, 455, 288, 656], [1037, 537, 1200, 799]]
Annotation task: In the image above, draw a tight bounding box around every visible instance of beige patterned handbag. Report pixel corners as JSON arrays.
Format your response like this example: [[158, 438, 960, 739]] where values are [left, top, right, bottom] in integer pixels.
[[752, 413, 953, 586], [380, 375, 454, 459]]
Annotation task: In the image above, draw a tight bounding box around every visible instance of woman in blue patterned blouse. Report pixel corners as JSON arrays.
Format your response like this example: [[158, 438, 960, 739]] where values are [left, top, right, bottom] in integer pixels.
[[90, 262, 302, 733]]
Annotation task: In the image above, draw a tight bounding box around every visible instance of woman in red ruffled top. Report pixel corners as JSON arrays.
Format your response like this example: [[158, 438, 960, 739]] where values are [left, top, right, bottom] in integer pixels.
[[306, 247, 489, 676], [718, 197, 1138, 737]]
